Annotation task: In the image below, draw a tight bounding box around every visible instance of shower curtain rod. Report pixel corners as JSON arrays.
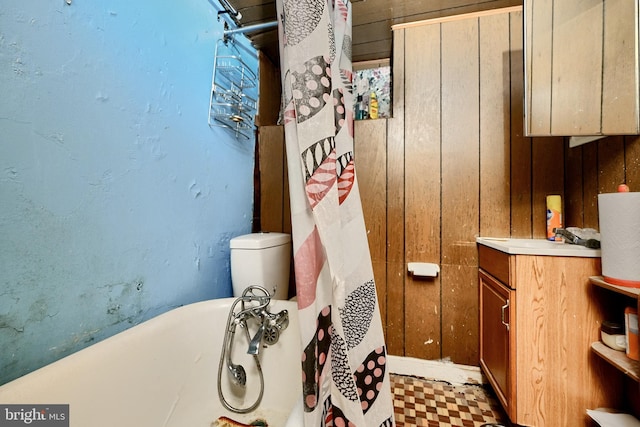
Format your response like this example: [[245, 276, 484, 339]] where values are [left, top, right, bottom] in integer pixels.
[[224, 20, 278, 37]]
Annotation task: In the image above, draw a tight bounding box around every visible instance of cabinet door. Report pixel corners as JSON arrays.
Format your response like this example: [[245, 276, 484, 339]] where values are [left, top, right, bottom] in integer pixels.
[[479, 270, 515, 420], [524, 0, 639, 136]]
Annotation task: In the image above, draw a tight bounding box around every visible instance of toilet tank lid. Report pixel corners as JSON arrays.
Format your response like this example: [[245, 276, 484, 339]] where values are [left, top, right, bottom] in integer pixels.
[[230, 232, 291, 249]]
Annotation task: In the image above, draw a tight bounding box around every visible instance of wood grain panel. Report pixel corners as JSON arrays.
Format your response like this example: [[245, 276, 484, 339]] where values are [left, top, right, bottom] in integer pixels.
[[525, 0, 553, 135], [582, 142, 600, 229], [355, 119, 388, 330], [551, 0, 603, 135], [357, 0, 520, 26], [352, 39, 394, 63], [247, 31, 279, 51], [440, 17, 479, 266], [404, 22, 442, 360], [256, 52, 281, 127], [479, 11, 511, 238], [385, 28, 406, 355], [232, 3, 275, 23], [443, 265, 479, 363], [564, 142, 585, 228], [597, 136, 626, 193], [258, 125, 286, 232], [232, 0, 272, 8], [601, 0, 639, 133], [531, 137, 564, 238], [626, 136, 640, 190], [519, 257, 555, 424], [440, 17, 479, 364], [352, 19, 392, 43], [509, 12, 533, 238], [354, 0, 521, 62], [514, 255, 620, 426]]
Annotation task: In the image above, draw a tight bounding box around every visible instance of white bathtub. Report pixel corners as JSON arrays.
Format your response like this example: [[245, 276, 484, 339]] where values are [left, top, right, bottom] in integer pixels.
[[0, 298, 302, 427]]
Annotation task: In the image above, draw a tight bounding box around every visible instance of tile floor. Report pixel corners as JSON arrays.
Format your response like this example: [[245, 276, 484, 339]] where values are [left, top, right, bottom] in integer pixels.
[[390, 373, 509, 427]]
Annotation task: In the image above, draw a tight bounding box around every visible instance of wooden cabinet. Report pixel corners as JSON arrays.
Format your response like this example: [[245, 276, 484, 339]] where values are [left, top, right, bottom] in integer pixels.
[[524, 0, 640, 136], [479, 270, 514, 418], [478, 244, 622, 426]]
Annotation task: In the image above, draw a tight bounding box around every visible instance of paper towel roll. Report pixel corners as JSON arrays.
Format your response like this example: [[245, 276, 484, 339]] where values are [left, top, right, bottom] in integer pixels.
[[598, 191, 640, 287]]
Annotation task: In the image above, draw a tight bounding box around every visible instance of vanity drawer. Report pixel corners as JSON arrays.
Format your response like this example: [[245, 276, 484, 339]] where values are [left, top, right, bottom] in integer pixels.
[[478, 245, 511, 287]]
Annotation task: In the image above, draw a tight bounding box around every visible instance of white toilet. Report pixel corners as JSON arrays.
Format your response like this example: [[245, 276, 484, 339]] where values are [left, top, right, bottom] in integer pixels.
[[230, 232, 292, 300]]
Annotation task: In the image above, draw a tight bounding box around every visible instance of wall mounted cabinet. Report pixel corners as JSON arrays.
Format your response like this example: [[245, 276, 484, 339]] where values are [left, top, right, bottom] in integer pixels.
[[524, 0, 640, 136]]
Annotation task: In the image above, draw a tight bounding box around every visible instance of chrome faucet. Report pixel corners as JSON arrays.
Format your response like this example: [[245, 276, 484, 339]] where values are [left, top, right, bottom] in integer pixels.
[[247, 317, 268, 355], [247, 307, 289, 355], [218, 285, 290, 413], [554, 228, 601, 249]]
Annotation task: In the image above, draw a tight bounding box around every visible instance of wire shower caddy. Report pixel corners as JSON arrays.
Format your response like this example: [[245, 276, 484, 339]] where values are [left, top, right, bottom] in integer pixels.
[[208, 37, 257, 140]]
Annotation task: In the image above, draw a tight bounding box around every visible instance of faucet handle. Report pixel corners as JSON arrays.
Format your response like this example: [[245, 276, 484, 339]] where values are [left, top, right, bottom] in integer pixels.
[[271, 309, 289, 331], [263, 324, 281, 346]]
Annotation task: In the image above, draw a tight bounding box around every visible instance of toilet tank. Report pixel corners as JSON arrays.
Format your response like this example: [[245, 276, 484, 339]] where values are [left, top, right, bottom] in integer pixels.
[[230, 232, 291, 300]]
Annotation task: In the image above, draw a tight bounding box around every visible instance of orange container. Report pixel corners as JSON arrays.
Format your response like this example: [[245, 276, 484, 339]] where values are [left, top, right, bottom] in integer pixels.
[[546, 195, 562, 241], [625, 307, 639, 361]]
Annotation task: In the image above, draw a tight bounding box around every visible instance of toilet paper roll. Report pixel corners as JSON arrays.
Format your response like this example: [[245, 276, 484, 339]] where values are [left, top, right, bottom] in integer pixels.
[[598, 191, 640, 287]]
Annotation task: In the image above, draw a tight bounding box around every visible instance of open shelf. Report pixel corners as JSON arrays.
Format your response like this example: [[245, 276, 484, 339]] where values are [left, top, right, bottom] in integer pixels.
[[591, 341, 640, 382], [589, 276, 640, 383], [590, 276, 640, 300]]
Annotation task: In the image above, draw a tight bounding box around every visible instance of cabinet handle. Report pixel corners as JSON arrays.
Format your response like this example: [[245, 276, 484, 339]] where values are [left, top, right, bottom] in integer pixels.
[[501, 300, 510, 331]]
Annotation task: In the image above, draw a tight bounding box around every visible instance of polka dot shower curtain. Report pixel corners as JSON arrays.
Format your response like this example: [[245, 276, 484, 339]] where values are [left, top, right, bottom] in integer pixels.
[[275, 0, 395, 425]]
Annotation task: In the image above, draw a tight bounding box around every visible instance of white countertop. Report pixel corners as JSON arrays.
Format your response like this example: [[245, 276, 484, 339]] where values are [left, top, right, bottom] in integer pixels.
[[477, 237, 601, 257]]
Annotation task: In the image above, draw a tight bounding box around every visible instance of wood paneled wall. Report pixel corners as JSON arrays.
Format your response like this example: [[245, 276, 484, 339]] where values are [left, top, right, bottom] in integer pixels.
[[256, 7, 640, 366], [565, 136, 640, 229], [351, 0, 523, 62], [256, 126, 290, 235], [388, 7, 531, 364]]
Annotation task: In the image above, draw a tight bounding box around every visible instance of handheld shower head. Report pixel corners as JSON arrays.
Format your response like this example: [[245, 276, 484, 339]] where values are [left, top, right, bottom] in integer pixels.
[[224, 311, 247, 387], [227, 360, 247, 386]]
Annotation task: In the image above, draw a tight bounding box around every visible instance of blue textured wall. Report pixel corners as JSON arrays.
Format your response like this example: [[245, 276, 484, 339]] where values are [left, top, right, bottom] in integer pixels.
[[0, 1, 257, 385]]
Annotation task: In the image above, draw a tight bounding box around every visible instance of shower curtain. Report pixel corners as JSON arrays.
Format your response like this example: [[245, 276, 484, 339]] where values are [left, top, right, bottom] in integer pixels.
[[275, 0, 395, 426]]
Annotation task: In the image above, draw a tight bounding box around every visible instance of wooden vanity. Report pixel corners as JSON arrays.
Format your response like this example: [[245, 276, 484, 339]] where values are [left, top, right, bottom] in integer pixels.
[[477, 238, 623, 426]]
